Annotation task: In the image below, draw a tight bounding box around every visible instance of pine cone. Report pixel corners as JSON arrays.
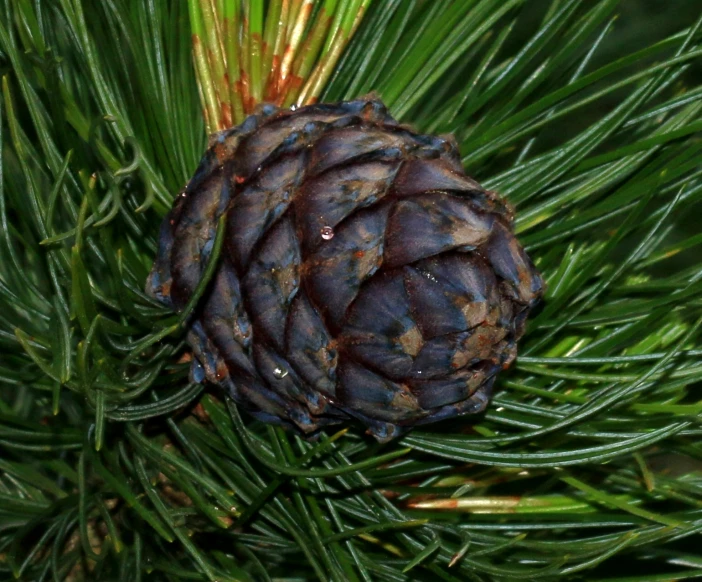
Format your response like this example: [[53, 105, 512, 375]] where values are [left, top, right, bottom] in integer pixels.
[[147, 98, 544, 441]]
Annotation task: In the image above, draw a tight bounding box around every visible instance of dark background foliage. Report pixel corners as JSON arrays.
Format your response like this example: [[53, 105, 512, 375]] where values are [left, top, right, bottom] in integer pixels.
[[606, 0, 702, 269]]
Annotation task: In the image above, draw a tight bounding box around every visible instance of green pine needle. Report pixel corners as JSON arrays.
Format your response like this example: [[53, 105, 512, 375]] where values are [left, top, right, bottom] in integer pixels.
[[1, 1, 702, 581], [190, 0, 371, 132]]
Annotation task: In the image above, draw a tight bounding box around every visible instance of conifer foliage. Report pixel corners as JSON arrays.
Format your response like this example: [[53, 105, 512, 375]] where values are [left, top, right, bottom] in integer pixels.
[[1, 1, 702, 580]]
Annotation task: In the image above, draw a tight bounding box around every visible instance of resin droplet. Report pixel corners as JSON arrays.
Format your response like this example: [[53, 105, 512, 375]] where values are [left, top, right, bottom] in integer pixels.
[[320, 226, 334, 240], [273, 366, 289, 379]]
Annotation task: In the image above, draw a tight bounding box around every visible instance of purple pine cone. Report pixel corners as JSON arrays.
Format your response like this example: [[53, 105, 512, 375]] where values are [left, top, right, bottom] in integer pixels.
[[147, 98, 544, 441]]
